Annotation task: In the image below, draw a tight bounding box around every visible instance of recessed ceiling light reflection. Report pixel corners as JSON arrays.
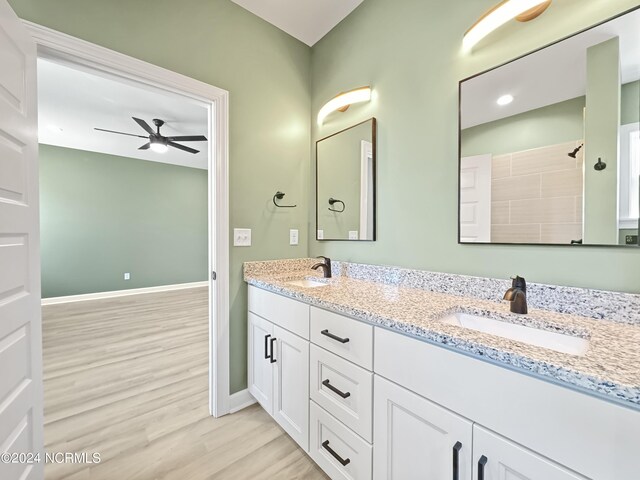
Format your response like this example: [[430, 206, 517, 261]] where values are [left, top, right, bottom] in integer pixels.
[[497, 94, 514, 106]]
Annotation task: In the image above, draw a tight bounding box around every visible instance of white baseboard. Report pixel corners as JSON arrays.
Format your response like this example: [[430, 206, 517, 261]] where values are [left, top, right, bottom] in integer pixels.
[[229, 389, 257, 414], [41, 281, 209, 305]]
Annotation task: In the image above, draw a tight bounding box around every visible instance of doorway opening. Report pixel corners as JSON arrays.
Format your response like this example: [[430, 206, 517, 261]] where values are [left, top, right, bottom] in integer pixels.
[[26, 20, 230, 419]]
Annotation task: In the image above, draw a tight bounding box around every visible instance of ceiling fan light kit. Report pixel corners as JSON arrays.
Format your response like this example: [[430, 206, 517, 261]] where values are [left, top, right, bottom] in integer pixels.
[[94, 117, 208, 155]]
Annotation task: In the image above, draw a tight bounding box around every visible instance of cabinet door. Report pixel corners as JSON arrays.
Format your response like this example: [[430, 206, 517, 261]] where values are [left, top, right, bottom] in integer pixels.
[[248, 313, 274, 413], [374, 376, 473, 480], [473, 426, 588, 480], [273, 325, 310, 451]]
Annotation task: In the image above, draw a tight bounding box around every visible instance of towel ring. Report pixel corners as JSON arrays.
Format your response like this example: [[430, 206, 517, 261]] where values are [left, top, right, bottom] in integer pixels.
[[273, 191, 296, 208], [328, 198, 345, 213]]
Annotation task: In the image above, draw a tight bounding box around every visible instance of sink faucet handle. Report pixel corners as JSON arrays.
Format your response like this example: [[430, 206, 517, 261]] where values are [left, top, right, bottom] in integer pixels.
[[511, 275, 526, 291]]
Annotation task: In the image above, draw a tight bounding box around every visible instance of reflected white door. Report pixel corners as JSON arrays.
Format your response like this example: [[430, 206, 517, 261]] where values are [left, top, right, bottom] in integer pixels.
[[0, 1, 43, 479], [359, 140, 374, 240], [460, 154, 492, 242]]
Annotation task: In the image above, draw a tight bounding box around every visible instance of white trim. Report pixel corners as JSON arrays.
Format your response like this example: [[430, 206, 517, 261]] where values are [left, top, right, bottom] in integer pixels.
[[24, 21, 230, 418], [619, 122, 640, 230], [359, 139, 373, 240], [41, 282, 208, 305], [229, 389, 257, 414]]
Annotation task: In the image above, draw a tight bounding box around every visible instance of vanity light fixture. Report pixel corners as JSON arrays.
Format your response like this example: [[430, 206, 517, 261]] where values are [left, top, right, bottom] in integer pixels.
[[317, 86, 372, 125], [463, 0, 552, 51], [496, 94, 514, 106]]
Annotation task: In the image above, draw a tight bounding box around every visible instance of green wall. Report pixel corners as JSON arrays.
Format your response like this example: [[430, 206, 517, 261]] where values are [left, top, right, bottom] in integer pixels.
[[310, 0, 640, 294], [461, 96, 586, 157], [622, 80, 640, 125], [10, 0, 311, 394], [584, 38, 620, 245], [40, 145, 208, 298]]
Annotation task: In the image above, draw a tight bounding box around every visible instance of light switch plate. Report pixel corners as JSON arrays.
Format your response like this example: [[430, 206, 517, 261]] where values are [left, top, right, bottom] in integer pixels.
[[124, 273, 131, 280], [234, 228, 252, 247], [317, 230, 324, 240], [348, 231, 359, 240], [289, 229, 299, 246]]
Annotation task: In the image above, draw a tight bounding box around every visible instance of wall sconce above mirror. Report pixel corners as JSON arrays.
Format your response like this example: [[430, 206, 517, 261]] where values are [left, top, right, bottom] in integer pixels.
[[316, 118, 377, 241], [458, 7, 640, 247], [317, 86, 372, 125], [463, 0, 552, 51]]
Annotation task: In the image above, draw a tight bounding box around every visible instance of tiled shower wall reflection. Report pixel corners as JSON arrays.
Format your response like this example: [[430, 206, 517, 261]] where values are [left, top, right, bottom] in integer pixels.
[[491, 140, 584, 244]]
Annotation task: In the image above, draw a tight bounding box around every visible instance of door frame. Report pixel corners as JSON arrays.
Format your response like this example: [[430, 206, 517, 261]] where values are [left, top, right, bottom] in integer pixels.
[[23, 21, 231, 417]]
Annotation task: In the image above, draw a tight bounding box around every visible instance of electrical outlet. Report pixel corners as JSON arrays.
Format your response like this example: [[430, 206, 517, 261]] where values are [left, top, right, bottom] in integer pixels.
[[124, 273, 131, 280], [349, 230, 359, 240], [289, 229, 299, 246], [234, 228, 252, 247], [317, 230, 324, 240]]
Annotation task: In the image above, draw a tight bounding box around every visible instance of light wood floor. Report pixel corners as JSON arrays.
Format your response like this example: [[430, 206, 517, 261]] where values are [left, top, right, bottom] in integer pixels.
[[42, 287, 328, 480]]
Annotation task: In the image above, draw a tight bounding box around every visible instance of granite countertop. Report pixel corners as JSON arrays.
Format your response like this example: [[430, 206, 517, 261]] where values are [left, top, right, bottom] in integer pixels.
[[244, 261, 640, 409]]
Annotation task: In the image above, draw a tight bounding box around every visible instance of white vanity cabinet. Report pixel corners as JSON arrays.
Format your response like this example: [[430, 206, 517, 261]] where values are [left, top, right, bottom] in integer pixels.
[[247, 285, 640, 480], [247, 287, 310, 451], [373, 376, 473, 480]]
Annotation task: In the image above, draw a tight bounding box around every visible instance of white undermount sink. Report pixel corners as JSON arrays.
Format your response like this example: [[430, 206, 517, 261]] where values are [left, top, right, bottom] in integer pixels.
[[286, 279, 328, 288], [440, 312, 589, 356]]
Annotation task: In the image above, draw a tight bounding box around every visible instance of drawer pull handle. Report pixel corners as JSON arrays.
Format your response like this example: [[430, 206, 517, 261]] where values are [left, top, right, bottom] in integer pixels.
[[269, 337, 277, 363], [264, 334, 271, 360], [452, 441, 462, 480], [478, 455, 487, 480], [321, 329, 350, 344], [321, 440, 351, 466], [322, 379, 351, 399]]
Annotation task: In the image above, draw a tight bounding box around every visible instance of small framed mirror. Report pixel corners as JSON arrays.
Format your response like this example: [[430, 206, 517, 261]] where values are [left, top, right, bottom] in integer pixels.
[[316, 118, 377, 241], [458, 8, 639, 247]]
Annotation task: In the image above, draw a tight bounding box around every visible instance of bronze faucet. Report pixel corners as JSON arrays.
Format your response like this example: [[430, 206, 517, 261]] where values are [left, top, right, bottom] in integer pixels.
[[311, 256, 332, 278], [504, 276, 527, 314]]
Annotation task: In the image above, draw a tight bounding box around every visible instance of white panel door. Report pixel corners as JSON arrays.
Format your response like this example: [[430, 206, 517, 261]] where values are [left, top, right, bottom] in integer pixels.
[[247, 313, 274, 413], [473, 426, 588, 480], [374, 376, 473, 480], [0, 2, 43, 480], [460, 154, 492, 242], [273, 325, 309, 451]]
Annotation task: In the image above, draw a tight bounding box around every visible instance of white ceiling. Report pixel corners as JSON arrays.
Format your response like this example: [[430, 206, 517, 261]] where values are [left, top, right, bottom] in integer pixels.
[[38, 59, 209, 169], [461, 10, 640, 129], [232, 0, 364, 46]]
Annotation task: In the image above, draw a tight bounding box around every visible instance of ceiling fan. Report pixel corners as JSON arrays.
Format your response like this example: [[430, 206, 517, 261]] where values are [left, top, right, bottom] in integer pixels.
[[94, 117, 207, 154]]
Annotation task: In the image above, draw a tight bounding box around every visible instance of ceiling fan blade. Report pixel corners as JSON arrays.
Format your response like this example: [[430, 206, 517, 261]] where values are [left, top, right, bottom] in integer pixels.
[[132, 117, 155, 135], [166, 135, 208, 142], [168, 141, 199, 154], [138, 143, 151, 150], [94, 127, 148, 139]]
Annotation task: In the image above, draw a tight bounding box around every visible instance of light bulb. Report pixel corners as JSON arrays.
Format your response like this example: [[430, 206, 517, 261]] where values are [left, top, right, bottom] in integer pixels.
[[150, 142, 168, 153]]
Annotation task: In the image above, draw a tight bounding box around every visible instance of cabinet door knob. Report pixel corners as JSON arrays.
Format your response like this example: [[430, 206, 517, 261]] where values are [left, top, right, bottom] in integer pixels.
[[321, 440, 351, 466], [321, 329, 350, 344], [478, 455, 488, 480], [322, 379, 351, 398], [452, 441, 462, 480], [269, 337, 277, 363]]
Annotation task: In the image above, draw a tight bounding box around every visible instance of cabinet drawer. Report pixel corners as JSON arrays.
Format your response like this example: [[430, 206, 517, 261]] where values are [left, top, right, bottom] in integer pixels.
[[310, 307, 373, 370], [310, 345, 373, 442], [248, 286, 310, 339], [310, 401, 373, 480]]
